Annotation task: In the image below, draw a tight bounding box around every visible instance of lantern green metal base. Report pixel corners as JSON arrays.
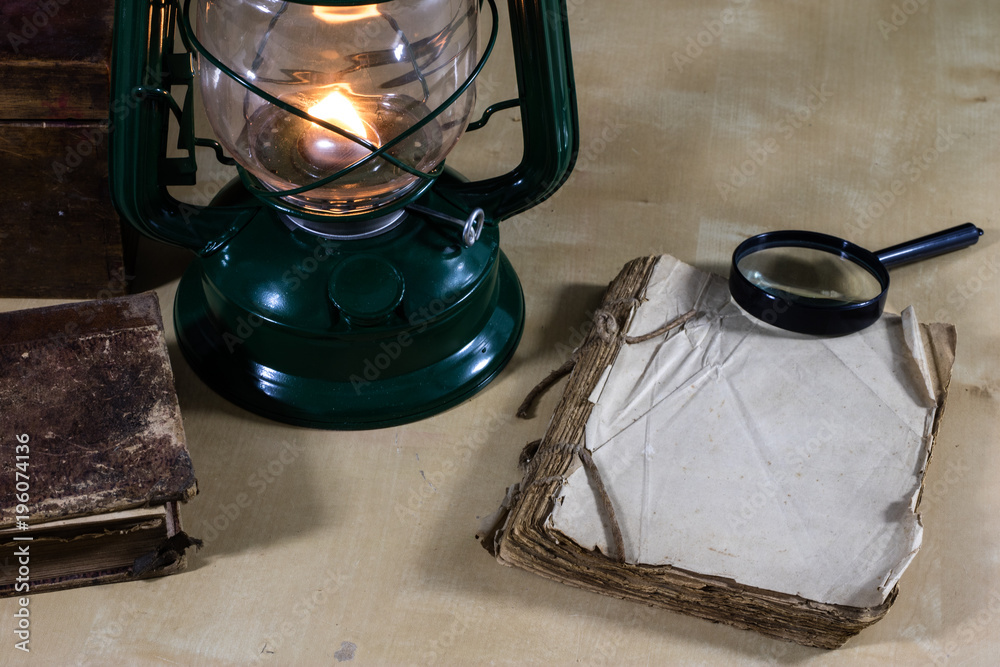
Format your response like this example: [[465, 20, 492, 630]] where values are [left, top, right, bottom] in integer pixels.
[[173, 204, 524, 429]]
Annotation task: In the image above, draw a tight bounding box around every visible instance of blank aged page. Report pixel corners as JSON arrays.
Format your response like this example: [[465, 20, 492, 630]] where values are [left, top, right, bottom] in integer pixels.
[[550, 256, 953, 608]]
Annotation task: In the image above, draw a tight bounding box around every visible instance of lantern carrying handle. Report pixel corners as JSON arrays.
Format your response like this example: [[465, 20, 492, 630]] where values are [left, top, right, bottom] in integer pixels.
[[436, 0, 580, 223], [109, 0, 257, 255]]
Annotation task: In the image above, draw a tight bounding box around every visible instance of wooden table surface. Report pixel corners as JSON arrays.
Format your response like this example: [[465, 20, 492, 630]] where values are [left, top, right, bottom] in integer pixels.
[[3, 0, 999, 664]]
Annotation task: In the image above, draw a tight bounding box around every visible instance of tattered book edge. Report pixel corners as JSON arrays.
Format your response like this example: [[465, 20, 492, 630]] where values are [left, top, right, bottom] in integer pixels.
[[485, 254, 956, 650], [0, 501, 200, 598]]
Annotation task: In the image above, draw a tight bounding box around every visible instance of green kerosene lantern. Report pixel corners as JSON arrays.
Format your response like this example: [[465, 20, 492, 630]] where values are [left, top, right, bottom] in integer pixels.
[[109, 0, 577, 428]]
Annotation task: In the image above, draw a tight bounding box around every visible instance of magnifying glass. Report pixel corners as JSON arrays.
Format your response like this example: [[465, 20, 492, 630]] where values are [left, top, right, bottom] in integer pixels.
[[729, 223, 984, 335]]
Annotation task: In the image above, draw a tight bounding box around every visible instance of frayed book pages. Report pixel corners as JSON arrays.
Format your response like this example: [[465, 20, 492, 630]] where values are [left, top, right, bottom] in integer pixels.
[[482, 255, 955, 649]]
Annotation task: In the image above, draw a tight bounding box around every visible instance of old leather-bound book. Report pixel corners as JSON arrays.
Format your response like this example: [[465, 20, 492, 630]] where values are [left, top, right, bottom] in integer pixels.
[[482, 255, 956, 649], [0, 293, 198, 597]]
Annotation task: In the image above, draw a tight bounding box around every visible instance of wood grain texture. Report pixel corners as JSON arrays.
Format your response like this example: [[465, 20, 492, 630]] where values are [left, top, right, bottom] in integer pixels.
[[0, 122, 130, 298], [0, 0, 126, 297], [0, 0, 115, 120]]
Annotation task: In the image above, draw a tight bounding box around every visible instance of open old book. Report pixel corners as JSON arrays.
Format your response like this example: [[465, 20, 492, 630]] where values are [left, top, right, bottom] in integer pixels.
[[482, 255, 955, 649]]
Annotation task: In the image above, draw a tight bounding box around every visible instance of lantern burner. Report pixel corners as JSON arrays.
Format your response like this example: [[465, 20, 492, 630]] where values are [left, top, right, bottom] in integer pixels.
[[281, 209, 408, 240], [242, 92, 442, 218]]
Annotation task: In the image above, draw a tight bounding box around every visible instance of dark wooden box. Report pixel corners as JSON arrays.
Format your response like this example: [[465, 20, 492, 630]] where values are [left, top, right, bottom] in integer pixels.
[[0, 0, 134, 298]]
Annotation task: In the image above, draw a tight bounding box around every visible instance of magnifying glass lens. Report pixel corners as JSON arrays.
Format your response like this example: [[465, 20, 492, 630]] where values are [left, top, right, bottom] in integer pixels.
[[736, 246, 884, 305], [731, 224, 982, 335]]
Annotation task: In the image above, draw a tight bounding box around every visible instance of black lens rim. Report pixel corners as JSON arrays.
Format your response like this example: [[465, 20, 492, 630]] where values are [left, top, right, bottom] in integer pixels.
[[729, 230, 891, 336]]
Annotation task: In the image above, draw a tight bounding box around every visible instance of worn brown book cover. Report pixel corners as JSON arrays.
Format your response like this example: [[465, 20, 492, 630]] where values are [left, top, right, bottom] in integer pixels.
[[0, 292, 198, 597], [482, 255, 956, 649]]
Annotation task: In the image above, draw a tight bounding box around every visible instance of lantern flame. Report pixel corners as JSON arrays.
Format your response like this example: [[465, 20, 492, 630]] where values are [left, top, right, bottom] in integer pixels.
[[307, 90, 373, 144], [312, 6, 382, 23]]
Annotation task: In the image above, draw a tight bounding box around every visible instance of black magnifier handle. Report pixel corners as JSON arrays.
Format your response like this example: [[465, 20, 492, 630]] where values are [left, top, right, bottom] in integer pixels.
[[875, 222, 984, 269]]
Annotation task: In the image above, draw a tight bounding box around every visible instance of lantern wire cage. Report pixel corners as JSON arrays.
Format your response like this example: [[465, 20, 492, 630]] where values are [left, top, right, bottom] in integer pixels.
[[175, 0, 503, 224]]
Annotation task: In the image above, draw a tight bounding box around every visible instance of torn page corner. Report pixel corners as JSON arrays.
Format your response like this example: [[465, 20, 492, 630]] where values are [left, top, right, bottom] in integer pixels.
[[921, 321, 958, 407], [901, 306, 937, 407]]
